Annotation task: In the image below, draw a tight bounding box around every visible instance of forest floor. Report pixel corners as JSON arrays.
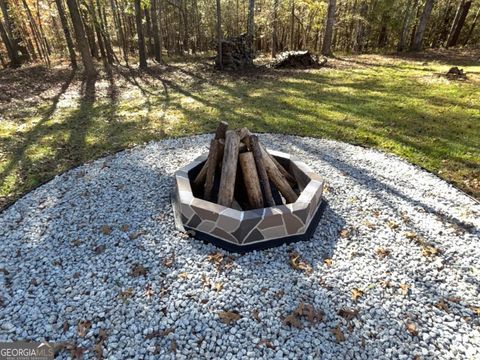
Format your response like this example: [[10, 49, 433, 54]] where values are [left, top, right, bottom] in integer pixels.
[[0, 49, 479, 209]]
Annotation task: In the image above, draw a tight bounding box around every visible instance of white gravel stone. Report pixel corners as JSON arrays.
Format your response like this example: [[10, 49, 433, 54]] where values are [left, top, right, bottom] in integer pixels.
[[0, 134, 479, 359]]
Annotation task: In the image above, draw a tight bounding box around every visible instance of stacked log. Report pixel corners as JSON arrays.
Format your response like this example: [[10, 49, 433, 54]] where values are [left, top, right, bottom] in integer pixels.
[[194, 122, 299, 210], [215, 34, 253, 70], [271, 50, 327, 69]]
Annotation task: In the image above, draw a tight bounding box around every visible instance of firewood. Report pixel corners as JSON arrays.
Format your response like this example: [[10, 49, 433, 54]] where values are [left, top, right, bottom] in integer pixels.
[[217, 130, 240, 207], [261, 145, 296, 186], [249, 135, 275, 207], [193, 122, 228, 188], [237, 127, 251, 142], [215, 121, 229, 139], [203, 139, 224, 201], [239, 152, 264, 209], [260, 146, 298, 204]]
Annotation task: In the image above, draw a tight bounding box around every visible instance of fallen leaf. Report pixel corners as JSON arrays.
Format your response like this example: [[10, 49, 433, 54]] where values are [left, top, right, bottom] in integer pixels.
[[94, 245, 106, 255], [170, 340, 177, 353], [201, 273, 211, 288], [404, 231, 418, 240], [274, 290, 284, 298], [289, 252, 312, 274], [447, 296, 461, 303], [406, 322, 418, 336], [387, 220, 399, 229], [178, 272, 189, 280], [144, 284, 154, 298], [363, 221, 376, 229], [62, 321, 69, 333], [331, 325, 345, 342], [120, 224, 130, 232], [73, 272, 81, 279], [163, 253, 175, 268], [251, 309, 260, 322], [422, 245, 441, 257], [434, 299, 449, 312], [283, 314, 302, 328], [471, 306, 480, 316], [338, 308, 359, 320], [131, 264, 148, 277], [72, 239, 81, 246], [380, 279, 392, 288], [77, 320, 91, 337], [218, 311, 241, 324], [257, 339, 275, 349], [119, 288, 133, 299], [324, 258, 333, 266], [214, 282, 223, 292], [101, 225, 112, 235], [294, 302, 324, 323], [351, 288, 364, 301], [145, 328, 175, 339], [339, 228, 350, 238], [376, 247, 390, 259], [128, 231, 144, 240], [399, 283, 410, 296]]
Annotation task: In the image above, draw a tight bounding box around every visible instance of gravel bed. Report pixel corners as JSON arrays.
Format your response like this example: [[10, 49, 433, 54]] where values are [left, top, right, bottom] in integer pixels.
[[1, 134, 479, 359]]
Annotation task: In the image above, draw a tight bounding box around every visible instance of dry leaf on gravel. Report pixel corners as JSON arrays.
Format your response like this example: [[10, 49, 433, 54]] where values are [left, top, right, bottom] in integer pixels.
[[380, 279, 392, 288], [351, 288, 364, 301], [331, 325, 345, 342], [144, 284, 154, 298], [434, 299, 449, 312], [218, 311, 241, 324], [76, 320, 91, 337], [406, 322, 418, 336], [145, 328, 175, 339], [422, 245, 441, 257], [178, 272, 189, 280], [214, 282, 223, 292], [101, 225, 112, 235], [338, 308, 359, 320], [404, 231, 418, 240], [324, 258, 333, 266], [131, 264, 148, 277], [119, 288, 133, 299], [251, 309, 261, 322], [94, 245, 106, 255], [376, 247, 390, 258], [257, 339, 275, 349], [387, 220, 399, 229], [289, 252, 312, 274], [163, 253, 175, 268], [170, 340, 177, 353], [399, 283, 410, 296], [120, 224, 130, 232], [294, 302, 324, 323], [128, 231, 144, 240], [283, 314, 302, 328], [339, 228, 350, 238]]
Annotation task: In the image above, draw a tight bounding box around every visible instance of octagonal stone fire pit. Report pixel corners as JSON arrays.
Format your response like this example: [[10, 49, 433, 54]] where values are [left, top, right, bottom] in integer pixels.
[[172, 148, 325, 252]]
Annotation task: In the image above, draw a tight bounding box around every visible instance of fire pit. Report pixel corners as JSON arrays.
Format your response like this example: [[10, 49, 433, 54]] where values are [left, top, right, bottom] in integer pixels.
[[171, 122, 325, 252]]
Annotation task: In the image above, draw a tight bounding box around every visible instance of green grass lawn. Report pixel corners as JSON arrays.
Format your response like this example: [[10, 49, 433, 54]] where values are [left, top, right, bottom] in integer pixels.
[[1, 51, 479, 209]]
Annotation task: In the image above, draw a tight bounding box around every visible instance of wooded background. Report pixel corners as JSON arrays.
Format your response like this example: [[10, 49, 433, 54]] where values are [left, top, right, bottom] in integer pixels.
[[0, 0, 479, 71]]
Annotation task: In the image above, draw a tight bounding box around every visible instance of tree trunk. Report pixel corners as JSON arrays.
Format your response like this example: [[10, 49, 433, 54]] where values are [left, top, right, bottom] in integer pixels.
[[144, 8, 154, 56], [110, 0, 127, 63], [446, 0, 472, 47], [216, 0, 222, 69], [398, 0, 419, 51], [247, 0, 255, 57], [134, 0, 147, 68], [0, 0, 22, 66], [55, 0, 77, 68], [411, 0, 435, 51], [66, 0, 96, 77], [289, 0, 294, 49], [463, 7, 479, 45], [321, 0, 336, 55], [151, 0, 161, 62], [271, 0, 278, 58], [354, 3, 368, 53]]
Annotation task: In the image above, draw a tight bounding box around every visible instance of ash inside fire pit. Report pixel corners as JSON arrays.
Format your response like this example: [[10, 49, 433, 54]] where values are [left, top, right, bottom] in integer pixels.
[[172, 122, 325, 252]]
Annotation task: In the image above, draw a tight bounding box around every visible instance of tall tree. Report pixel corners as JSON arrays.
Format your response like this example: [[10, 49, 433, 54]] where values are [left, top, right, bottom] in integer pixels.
[[151, 0, 161, 62], [216, 0, 222, 69], [134, 0, 147, 68], [271, 0, 278, 57], [446, 0, 472, 47], [55, 0, 77, 68], [66, 0, 96, 76], [398, 0, 419, 51], [321, 0, 336, 55], [463, 7, 479, 45], [247, 0, 255, 57], [411, 0, 435, 51], [0, 0, 22, 66]]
